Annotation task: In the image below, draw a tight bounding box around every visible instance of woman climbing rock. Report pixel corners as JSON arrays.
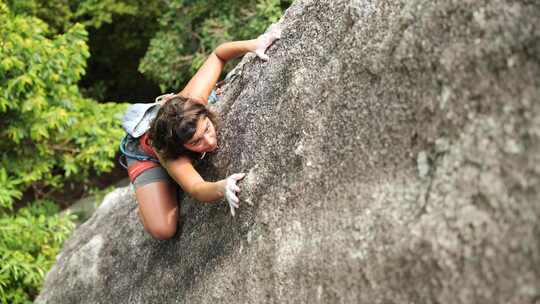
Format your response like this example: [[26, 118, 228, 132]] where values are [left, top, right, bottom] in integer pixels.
[[119, 26, 282, 240]]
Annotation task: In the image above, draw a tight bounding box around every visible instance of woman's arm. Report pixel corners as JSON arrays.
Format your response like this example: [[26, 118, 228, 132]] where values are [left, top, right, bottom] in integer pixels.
[[158, 155, 244, 213], [178, 40, 258, 103], [178, 26, 282, 103], [158, 155, 225, 202]]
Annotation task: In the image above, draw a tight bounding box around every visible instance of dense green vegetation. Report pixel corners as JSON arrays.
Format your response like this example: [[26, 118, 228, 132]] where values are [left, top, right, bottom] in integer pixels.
[[140, 0, 292, 91], [0, 2, 126, 302], [0, 0, 291, 302], [0, 201, 75, 303]]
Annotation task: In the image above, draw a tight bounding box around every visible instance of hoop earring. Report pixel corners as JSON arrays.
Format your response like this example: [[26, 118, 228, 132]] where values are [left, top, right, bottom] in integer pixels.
[[200, 152, 206, 160]]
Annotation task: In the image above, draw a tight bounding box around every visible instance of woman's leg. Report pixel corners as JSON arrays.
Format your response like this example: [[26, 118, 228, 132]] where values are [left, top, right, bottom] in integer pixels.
[[135, 180, 178, 240], [125, 154, 180, 240]]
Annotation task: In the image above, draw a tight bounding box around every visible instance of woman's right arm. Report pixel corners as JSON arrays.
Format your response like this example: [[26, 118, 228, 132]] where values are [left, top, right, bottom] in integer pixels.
[[178, 26, 281, 103], [158, 155, 245, 215], [177, 40, 258, 104], [159, 155, 225, 202]]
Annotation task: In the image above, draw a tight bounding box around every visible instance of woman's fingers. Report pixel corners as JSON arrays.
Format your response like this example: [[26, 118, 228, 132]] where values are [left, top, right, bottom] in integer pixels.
[[226, 186, 239, 200], [254, 36, 272, 61], [225, 172, 247, 216], [229, 200, 239, 209], [225, 189, 238, 217], [254, 25, 282, 61], [267, 23, 282, 39], [227, 183, 241, 193], [256, 50, 270, 61], [272, 28, 282, 39], [230, 173, 246, 181], [232, 193, 239, 204]]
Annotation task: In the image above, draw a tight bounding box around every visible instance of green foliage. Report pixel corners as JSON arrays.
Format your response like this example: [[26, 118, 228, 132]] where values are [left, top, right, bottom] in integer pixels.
[[0, 3, 125, 302], [74, 0, 138, 29], [5, 0, 166, 101], [79, 1, 165, 102], [0, 4, 127, 209], [5, 0, 143, 33], [139, 0, 293, 91], [0, 201, 76, 304]]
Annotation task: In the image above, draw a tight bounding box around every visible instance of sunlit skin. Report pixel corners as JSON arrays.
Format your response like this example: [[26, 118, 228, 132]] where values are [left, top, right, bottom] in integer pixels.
[[183, 117, 218, 153]]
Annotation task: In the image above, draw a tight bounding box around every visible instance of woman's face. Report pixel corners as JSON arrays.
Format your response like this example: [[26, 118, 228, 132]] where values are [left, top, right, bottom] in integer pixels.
[[183, 116, 218, 153]]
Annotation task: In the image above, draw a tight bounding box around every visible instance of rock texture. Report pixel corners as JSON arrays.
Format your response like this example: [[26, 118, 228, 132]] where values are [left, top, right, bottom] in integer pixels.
[[37, 0, 540, 303]]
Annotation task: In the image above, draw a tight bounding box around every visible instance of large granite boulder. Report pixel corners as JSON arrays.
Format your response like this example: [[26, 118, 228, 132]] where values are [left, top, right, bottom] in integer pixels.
[[37, 0, 540, 303]]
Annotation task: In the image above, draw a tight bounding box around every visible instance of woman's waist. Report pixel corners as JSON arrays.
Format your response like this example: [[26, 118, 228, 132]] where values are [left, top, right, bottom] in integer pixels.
[[120, 132, 159, 163]]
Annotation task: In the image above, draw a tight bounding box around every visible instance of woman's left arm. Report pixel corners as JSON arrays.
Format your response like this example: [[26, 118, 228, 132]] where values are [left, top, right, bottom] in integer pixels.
[[178, 27, 281, 103]]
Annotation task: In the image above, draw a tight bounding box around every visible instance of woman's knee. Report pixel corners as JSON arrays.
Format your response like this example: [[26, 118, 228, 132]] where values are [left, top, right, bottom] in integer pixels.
[[137, 207, 172, 239], [145, 220, 177, 240], [134, 181, 179, 240]]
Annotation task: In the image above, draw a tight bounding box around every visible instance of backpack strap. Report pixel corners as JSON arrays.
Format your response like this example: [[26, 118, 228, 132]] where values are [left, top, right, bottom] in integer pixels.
[[119, 134, 159, 164], [138, 133, 158, 159]]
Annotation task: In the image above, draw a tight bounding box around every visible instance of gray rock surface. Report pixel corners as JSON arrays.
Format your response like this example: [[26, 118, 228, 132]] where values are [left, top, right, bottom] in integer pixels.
[[61, 178, 130, 226], [37, 0, 540, 303]]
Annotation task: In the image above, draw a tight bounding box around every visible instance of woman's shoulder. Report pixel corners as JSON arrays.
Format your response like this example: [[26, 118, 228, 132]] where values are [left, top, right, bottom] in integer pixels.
[[154, 150, 193, 166]]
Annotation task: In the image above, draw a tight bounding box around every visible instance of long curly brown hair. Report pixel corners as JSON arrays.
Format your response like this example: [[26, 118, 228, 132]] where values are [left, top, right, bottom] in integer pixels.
[[148, 95, 218, 161]]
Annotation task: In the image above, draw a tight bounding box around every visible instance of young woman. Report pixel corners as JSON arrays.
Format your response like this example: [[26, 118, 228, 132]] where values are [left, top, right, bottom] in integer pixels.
[[121, 27, 281, 240]]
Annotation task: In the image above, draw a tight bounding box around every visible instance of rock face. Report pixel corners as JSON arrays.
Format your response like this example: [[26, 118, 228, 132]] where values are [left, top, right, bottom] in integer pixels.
[[37, 0, 540, 303]]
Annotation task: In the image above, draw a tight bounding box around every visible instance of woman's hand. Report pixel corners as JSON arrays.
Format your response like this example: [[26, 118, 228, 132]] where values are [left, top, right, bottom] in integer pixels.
[[178, 25, 282, 102], [223, 173, 246, 216], [253, 25, 282, 61]]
